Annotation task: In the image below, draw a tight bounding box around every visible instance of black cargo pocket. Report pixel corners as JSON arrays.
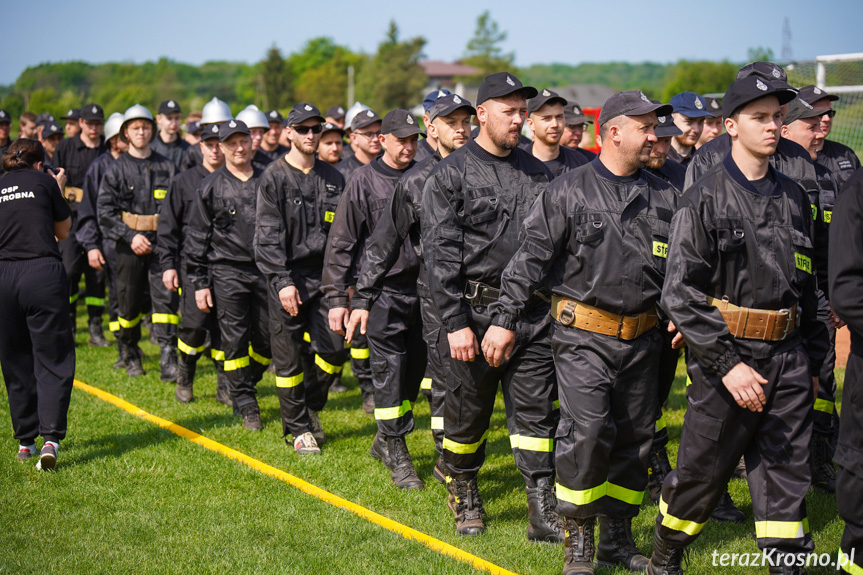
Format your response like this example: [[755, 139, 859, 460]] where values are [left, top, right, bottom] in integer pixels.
[[554, 418, 577, 476], [445, 369, 463, 392], [371, 356, 388, 390], [790, 229, 814, 283], [680, 409, 723, 482], [575, 219, 604, 244], [467, 186, 500, 225], [257, 215, 280, 246], [717, 224, 746, 252], [650, 219, 670, 271]]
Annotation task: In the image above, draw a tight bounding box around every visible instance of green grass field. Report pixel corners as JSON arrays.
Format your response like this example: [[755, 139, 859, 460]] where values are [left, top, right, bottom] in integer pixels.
[[0, 318, 847, 575]]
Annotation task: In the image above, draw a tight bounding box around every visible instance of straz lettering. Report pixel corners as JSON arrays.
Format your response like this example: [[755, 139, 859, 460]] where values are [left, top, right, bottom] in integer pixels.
[[154, 189, 167, 200], [795, 253, 812, 274], [810, 204, 817, 220], [324, 211, 335, 223], [652, 241, 669, 259], [823, 210, 832, 224]]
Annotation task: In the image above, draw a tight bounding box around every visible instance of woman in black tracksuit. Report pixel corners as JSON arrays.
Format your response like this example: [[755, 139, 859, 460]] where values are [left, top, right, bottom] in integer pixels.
[[0, 138, 74, 471]]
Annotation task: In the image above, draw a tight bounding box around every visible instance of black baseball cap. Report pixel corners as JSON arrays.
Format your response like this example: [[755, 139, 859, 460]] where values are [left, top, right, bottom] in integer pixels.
[[704, 97, 723, 118], [423, 89, 452, 112], [158, 99, 182, 115], [783, 97, 831, 125], [722, 76, 797, 117], [428, 94, 476, 122], [598, 91, 672, 126], [477, 72, 538, 105], [61, 108, 81, 121], [797, 85, 839, 105], [564, 103, 592, 125], [186, 120, 202, 135], [321, 122, 345, 137], [41, 121, 64, 138], [286, 103, 324, 126], [35, 113, 55, 126], [381, 109, 425, 138], [265, 109, 284, 124], [351, 109, 381, 131], [81, 103, 105, 121], [528, 89, 568, 115], [737, 62, 795, 91], [325, 105, 346, 119], [655, 111, 683, 138], [0, 109, 10, 124], [219, 119, 250, 141], [669, 92, 713, 118], [201, 122, 221, 141]]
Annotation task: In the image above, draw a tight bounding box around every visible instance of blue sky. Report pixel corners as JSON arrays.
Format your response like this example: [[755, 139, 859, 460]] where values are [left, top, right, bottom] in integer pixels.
[[3, 0, 861, 86]]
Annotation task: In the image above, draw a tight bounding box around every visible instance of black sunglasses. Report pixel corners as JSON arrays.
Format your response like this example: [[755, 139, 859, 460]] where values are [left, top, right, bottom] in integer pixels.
[[293, 124, 323, 135]]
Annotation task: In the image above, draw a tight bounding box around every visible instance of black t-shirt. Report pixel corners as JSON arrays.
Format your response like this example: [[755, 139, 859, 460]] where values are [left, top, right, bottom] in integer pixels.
[[0, 169, 71, 260]]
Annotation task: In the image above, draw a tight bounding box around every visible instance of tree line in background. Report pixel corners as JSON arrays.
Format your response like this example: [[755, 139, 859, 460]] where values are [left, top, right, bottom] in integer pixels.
[[0, 13, 812, 131]]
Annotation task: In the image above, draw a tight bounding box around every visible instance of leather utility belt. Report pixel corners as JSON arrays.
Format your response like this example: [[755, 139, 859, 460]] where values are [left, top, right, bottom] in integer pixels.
[[122, 211, 160, 232], [65, 186, 84, 203], [708, 296, 798, 342], [551, 295, 658, 341], [462, 280, 550, 308]]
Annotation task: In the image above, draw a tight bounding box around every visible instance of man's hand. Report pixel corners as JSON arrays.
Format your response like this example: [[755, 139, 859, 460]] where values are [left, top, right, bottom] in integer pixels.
[[812, 376, 819, 403], [448, 327, 481, 362], [195, 288, 213, 313], [668, 321, 686, 349], [721, 362, 769, 412], [130, 233, 152, 255], [828, 307, 846, 329], [162, 269, 179, 292], [51, 167, 67, 191], [279, 285, 302, 316], [329, 307, 350, 335], [481, 326, 516, 367], [345, 309, 370, 345], [87, 248, 106, 271]]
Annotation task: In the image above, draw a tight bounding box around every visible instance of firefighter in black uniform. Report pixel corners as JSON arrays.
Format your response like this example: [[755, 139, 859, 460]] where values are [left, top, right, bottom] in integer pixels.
[[798, 85, 861, 187], [259, 110, 290, 162], [562, 102, 596, 161], [647, 77, 828, 574], [0, 139, 74, 471], [254, 103, 348, 454], [77, 112, 127, 367], [151, 99, 190, 171], [645, 112, 686, 191], [486, 91, 677, 574], [324, 109, 426, 484], [97, 104, 179, 379], [422, 72, 561, 541], [181, 98, 233, 171], [415, 89, 451, 163], [526, 89, 588, 177], [828, 166, 863, 575], [53, 103, 108, 347], [347, 94, 475, 478], [187, 120, 270, 431], [667, 92, 712, 166], [157, 123, 227, 404]]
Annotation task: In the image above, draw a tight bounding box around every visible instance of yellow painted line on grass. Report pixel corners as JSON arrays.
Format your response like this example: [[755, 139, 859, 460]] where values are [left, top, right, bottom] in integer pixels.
[[73, 379, 517, 575]]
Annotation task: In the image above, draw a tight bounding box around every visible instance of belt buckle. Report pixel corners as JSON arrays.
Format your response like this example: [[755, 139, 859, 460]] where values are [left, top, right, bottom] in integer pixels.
[[559, 301, 576, 326], [778, 308, 792, 340], [464, 281, 481, 303], [616, 315, 626, 340]]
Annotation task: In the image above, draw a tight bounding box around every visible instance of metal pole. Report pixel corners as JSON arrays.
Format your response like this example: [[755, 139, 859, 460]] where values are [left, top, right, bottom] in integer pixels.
[[347, 65, 354, 108]]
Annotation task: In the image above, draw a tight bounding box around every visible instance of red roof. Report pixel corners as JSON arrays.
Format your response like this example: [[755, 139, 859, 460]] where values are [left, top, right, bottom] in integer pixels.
[[420, 60, 481, 77]]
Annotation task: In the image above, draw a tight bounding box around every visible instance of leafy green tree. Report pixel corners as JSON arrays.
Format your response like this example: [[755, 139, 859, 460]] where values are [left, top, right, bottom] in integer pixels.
[[355, 22, 426, 113], [747, 47, 775, 62], [262, 46, 292, 111], [460, 11, 515, 82], [661, 60, 739, 101]]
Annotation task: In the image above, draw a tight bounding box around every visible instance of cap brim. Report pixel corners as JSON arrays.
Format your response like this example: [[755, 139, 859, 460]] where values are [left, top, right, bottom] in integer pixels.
[[430, 104, 477, 122], [655, 125, 683, 138], [387, 127, 425, 138], [628, 102, 674, 118]]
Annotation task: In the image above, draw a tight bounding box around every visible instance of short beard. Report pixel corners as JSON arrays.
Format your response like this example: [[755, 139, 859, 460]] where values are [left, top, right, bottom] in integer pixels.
[[646, 154, 666, 169]]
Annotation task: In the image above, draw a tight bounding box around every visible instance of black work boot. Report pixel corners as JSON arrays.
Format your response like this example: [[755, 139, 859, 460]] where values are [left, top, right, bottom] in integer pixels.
[[160, 346, 179, 382], [732, 456, 747, 479], [124, 344, 144, 377], [369, 430, 391, 467], [114, 339, 126, 370], [647, 532, 684, 575], [810, 433, 837, 493], [447, 476, 485, 536], [240, 401, 263, 431], [596, 516, 649, 572], [710, 487, 745, 524], [526, 477, 564, 543], [361, 385, 375, 415], [648, 447, 673, 504], [88, 317, 110, 347], [432, 455, 446, 485], [386, 436, 423, 490], [174, 353, 196, 403], [562, 516, 596, 575]]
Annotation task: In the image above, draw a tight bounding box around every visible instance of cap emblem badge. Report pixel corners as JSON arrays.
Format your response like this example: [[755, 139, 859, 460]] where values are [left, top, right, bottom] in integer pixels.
[[658, 116, 666, 123], [772, 67, 781, 78], [711, 100, 720, 109], [694, 97, 703, 110], [168, 101, 175, 108], [211, 125, 218, 133], [756, 79, 769, 91], [92, 106, 98, 114], [270, 111, 277, 118], [304, 105, 313, 111], [542, 89, 550, 97], [506, 76, 515, 86], [406, 115, 414, 125], [366, 110, 374, 117], [229, 120, 237, 128], [814, 87, 822, 94], [338, 107, 344, 114], [0, 111, 5, 118], [453, 95, 462, 104], [802, 100, 813, 109], [640, 92, 650, 103], [67, 109, 73, 115], [437, 90, 446, 98]]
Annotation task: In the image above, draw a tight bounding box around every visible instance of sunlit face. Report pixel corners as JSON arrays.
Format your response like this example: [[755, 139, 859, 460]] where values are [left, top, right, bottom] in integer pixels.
[[64, 119, 80, 138], [781, 116, 825, 161], [350, 121, 382, 156], [287, 119, 322, 156], [811, 98, 834, 149], [619, 112, 659, 168], [19, 119, 37, 138], [200, 137, 224, 169], [317, 132, 343, 165], [562, 122, 586, 149], [431, 109, 471, 155], [647, 136, 672, 169], [265, 121, 283, 147], [672, 113, 704, 147], [527, 102, 565, 147], [124, 119, 152, 150], [249, 127, 267, 151], [698, 116, 723, 147], [380, 133, 417, 169], [478, 94, 528, 151], [219, 133, 252, 167], [80, 119, 104, 142], [726, 96, 782, 160], [157, 112, 181, 136]]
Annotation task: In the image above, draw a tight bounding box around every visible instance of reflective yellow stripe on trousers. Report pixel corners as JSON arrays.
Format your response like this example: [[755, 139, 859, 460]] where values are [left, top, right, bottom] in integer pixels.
[[249, 345, 272, 366], [658, 497, 707, 537], [374, 400, 412, 421], [350, 347, 369, 360], [420, 377, 432, 391], [315, 354, 343, 374], [276, 373, 304, 388], [755, 519, 809, 540], [118, 314, 142, 328], [509, 435, 553, 452], [442, 431, 489, 454], [151, 313, 180, 325], [85, 297, 105, 306], [223, 356, 250, 371], [813, 399, 834, 414], [178, 339, 206, 356], [841, 552, 863, 575], [556, 480, 644, 507]]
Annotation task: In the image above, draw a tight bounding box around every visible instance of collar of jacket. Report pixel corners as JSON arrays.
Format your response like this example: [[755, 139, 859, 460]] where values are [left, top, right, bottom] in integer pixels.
[[722, 151, 781, 197]]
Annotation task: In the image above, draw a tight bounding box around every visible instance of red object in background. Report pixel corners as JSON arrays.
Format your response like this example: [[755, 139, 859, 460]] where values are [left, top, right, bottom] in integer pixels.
[[583, 107, 601, 153]]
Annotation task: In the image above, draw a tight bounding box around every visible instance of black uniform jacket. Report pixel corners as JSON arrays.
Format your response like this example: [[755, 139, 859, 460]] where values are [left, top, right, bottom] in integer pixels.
[[255, 158, 345, 293], [185, 166, 263, 290], [667, 145, 694, 167], [817, 139, 860, 188], [258, 145, 290, 164], [414, 138, 435, 163], [490, 158, 677, 331], [421, 140, 551, 333], [150, 134, 189, 170], [809, 163, 839, 297], [322, 157, 417, 308], [830, 167, 863, 354], [661, 153, 827, 379], [54, 134, 106, 189], [540, 145, 589, 179], [156, 164, 211, 272], [181, 145, 203, 171], [646, 158, 686, 192], [97, 152, 176, 245], [76, 151, 116, 251], [352, 152, 440, 310], [336, 153, 366, 183]]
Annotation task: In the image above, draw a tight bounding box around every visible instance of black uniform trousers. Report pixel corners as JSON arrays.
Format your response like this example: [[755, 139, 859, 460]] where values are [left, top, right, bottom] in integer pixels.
[[420, 289, 448, 452], [442, 302, 558, 488], [813, 305, 838, 437], [367, 289, 427, 438], [178, 265, 222, 367], [269, 275, 348, 438], [0, 258, 75, 443], [115, 242, 179, 349], [657, 346, 814, 555], [103, 239, 120, 335], [349, 330, 373, 396], [837, 352, 863, 574], [60, 223, 106, 327], [212, 265, 271, 411], [553, 325, 660, 519], [652, 325, 681, 451]]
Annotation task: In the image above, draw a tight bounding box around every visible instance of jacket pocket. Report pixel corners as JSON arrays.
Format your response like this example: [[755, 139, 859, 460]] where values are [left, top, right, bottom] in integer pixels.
[[466, 186, 500, 225], [680, 409, 724, 482]]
